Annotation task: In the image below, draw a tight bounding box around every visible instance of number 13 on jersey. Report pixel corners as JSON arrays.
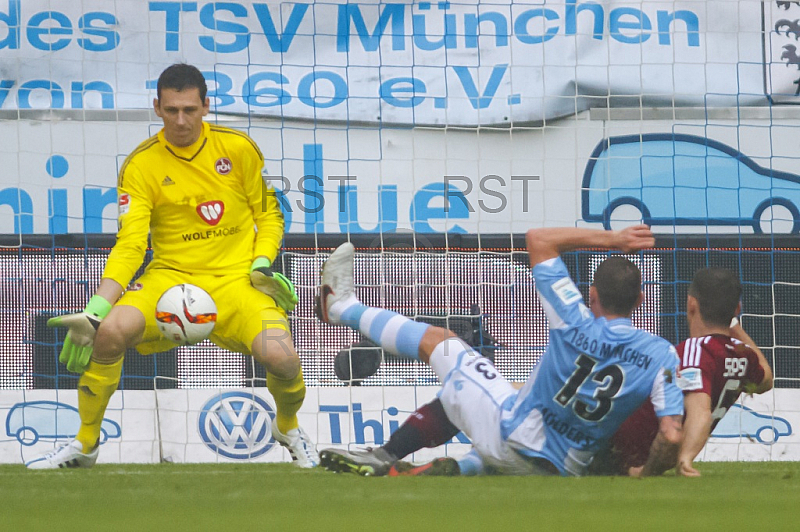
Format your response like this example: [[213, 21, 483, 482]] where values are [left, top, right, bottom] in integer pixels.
[[555, 354, 626, 422]]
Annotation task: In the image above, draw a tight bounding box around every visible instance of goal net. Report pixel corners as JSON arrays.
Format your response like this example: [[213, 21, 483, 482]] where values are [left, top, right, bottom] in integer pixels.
[[0, 0, 798, 465]]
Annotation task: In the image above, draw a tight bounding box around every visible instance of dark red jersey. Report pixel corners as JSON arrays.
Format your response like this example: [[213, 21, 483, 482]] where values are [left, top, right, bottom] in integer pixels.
[[596, 334, 765, 473], [676, 335, 765, 430]]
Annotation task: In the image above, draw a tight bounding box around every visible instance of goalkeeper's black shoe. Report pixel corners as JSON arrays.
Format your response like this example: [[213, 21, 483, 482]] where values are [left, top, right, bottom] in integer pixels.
[[319, 447, 397, 477], [387, 457, 461, 477]]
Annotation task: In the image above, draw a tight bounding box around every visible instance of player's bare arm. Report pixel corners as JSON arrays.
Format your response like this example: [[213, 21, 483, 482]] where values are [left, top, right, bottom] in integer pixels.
[[95, 278, 125, 306], [729, 319, 774, 394], [636, 414, 682, 478], [676, 392, 712, 477], [525, 225, 655, 267]]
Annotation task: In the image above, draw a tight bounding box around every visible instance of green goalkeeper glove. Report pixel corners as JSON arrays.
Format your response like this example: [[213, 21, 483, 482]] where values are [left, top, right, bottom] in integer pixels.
[[250, 257, 298, 313], [47, 295, 112, 374]]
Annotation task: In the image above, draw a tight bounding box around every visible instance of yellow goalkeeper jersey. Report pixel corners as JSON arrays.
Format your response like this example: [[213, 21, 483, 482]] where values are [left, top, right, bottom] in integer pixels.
[[103, 122, 283, 287]]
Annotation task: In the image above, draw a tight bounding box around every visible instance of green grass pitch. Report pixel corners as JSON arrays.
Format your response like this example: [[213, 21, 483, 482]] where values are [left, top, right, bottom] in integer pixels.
[[1, 462, 798, 531]]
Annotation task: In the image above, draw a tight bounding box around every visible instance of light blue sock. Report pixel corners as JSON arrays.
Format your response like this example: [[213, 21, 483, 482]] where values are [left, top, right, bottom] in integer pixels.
[[339, 303, 429, 361], [457, 449, 484, 476]]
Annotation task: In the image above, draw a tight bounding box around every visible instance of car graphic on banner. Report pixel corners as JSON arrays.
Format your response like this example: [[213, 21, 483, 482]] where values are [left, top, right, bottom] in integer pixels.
[[711, 404, 793, 444], [581, 133, 800, 233], [5, 401, 121, 446]]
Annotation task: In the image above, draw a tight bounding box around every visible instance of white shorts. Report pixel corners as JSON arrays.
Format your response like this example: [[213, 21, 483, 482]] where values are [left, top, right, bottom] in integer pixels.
[[430, 338, 549, 475]]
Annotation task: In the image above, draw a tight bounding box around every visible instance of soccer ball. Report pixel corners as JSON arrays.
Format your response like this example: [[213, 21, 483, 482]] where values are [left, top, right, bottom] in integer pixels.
[[155, 284, 217, 345]]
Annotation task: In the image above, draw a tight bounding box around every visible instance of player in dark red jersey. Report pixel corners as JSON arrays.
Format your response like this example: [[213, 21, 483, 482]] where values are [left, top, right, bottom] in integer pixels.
[[595, 268, 773, 477]]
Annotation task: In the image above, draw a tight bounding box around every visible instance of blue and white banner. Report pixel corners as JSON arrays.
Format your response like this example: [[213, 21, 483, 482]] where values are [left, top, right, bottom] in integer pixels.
[[5, 114, 800, 235], [0, 0, 796, 125], [1, 388, 797, 464]]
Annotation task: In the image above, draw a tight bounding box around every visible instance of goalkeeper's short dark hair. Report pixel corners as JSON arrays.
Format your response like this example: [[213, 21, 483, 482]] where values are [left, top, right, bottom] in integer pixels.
[[592, 256, 642, 316], [157, 63, 207, 102], [688, 268, 742, 327]]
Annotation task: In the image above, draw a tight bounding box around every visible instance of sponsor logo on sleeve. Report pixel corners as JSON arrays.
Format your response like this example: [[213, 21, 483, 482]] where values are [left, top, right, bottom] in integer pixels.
[[215, 157, 232, 175], [127, 281, 143, 291], [196, 200, 225, 226], [677, 367, 704, 391], [118, 193, 130, 215], [551, 277, 582, 306]]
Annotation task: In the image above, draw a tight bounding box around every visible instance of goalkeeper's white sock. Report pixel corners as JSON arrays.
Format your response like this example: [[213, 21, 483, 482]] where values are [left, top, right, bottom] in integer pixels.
[[339, 301, 429, 361]]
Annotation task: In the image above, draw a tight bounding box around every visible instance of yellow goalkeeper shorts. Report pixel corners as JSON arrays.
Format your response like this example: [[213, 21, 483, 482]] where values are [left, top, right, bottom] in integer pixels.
[[116, 268, 290, 355]]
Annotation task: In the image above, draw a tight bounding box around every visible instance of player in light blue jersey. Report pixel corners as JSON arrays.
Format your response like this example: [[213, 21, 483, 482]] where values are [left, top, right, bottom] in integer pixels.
[[502, 226, 684, 476], [318, 225, 683, 477]]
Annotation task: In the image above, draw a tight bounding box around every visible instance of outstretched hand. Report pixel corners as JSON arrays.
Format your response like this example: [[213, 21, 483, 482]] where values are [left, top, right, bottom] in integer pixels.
[[615, 224, 655, 253], [47, 312, 100, 373], [250, 258, 298, 313], [46, 295, 112, 374]]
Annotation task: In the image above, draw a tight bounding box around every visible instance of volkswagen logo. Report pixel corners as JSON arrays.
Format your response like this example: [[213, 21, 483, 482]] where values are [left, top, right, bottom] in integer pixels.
[[198, 392, 275, 459]]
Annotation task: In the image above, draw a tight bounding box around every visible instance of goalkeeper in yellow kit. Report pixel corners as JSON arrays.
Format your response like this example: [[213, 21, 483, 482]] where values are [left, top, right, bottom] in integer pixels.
[[26, 64, 319, 469]]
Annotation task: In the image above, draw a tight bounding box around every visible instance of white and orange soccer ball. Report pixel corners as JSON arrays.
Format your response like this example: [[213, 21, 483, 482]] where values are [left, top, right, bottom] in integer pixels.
[[155, 284, 217, 345]]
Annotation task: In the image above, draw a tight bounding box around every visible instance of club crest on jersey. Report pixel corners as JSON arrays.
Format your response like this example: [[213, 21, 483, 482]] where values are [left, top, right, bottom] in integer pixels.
[[118, 193, 130, 215], [215, 157, 232, 175], [196, 200, 225, 226]]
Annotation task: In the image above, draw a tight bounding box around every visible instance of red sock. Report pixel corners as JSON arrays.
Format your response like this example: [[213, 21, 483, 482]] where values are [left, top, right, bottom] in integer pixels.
[[383, 399, 459, 460]]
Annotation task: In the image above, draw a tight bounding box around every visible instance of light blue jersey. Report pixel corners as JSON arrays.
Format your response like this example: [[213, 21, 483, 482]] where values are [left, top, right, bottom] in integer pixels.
[[500, 257, 683, 476]]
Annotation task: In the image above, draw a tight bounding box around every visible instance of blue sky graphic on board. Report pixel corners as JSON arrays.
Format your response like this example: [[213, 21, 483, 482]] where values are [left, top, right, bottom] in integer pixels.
[[582, 134, 800, 233]]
